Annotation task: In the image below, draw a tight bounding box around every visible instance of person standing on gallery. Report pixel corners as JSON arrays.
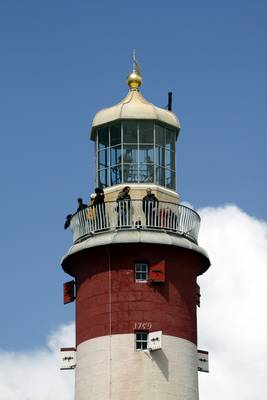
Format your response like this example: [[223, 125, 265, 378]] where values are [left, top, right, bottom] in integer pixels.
[[142, 188, 159, 227], [116, 186, 131, 227]]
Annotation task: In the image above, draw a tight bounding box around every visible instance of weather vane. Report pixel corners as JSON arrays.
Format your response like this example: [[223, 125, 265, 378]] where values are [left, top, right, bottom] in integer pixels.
[[132, 49, 141, 77]]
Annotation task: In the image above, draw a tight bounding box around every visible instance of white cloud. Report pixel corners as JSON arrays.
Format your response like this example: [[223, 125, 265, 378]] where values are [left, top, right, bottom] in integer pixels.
[[197, 204, 267, 400], [0, 322, 75, 400], [1, 204, 266, 399]]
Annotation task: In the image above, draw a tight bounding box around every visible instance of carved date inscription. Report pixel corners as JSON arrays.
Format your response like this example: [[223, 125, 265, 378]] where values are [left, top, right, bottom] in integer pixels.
[[134, 322, 152, 330]]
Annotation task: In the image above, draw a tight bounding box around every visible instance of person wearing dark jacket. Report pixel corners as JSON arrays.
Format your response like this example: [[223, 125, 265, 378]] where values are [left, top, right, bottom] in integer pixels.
[[93, 187, 105, 205], [77, 198, 88, 212], [93, 187, 106, 229], [142, 188, 159, 227], [116, 186, 131, 227]]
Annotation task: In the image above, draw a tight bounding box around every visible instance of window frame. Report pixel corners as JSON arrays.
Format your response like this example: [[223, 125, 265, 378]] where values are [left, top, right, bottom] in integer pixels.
[[135, 331, 148, 351], [135, 263, 149, 283]]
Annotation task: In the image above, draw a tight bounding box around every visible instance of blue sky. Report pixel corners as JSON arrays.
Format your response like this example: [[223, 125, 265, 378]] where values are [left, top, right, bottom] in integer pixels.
[[0, 0, 266, 357]]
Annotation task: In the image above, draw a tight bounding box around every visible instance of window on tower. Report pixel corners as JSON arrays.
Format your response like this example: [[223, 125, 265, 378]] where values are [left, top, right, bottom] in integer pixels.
[[135, 263, 148, 282], [135, 331, 148, 351], [123, 120, 138, 143]]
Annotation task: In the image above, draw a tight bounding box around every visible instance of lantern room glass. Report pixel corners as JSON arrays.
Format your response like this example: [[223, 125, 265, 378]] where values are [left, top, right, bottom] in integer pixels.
[[96, 120, 176, 189]]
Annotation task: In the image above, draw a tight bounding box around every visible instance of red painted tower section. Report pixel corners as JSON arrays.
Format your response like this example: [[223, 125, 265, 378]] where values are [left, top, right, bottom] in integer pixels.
[[61, 63, 210, 400], [63, 244, 208, 346]]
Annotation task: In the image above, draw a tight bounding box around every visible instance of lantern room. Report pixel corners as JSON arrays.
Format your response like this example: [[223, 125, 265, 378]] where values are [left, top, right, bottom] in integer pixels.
[[90, 62, 180, 191]]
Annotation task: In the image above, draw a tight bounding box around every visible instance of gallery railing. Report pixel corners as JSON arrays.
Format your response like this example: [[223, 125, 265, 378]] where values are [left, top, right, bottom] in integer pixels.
[[70, 200, 200, 244]]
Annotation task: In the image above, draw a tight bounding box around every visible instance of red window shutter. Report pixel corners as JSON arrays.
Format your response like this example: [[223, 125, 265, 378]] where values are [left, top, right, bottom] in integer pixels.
[[149, 260, 165, 282], [196, 283, 201, 307], [64, 280, 75, 304]]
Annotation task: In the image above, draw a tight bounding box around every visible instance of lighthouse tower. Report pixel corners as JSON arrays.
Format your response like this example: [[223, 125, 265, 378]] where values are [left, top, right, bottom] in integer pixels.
[[61, 60, 210, 400]]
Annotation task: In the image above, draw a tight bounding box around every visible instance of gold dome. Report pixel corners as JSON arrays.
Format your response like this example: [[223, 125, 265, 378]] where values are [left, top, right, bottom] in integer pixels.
[[127, 71, 142, 90]]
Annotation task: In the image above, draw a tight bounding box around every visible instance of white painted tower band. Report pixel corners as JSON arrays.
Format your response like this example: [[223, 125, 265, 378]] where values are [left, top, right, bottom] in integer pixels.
[[75, 335, 199, 400]]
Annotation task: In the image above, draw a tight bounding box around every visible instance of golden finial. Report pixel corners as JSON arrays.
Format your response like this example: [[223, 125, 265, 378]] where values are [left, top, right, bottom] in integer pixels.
[[127, 49, 142, 90]]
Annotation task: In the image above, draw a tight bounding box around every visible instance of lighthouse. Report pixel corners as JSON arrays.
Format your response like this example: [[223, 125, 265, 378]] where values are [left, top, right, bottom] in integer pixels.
[[61, 58, 210, 400]]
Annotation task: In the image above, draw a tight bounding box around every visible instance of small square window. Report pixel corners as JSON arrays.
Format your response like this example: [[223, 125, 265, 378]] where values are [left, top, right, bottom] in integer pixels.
[[135, 331, 148, 351], [135, 263, 148, 282]]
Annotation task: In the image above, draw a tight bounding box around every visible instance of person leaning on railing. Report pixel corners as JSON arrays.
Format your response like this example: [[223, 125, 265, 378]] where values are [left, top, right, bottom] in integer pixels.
[[116, 186, 131, 227], [64, 197, 87, 230], [77, 198, 88, 212]]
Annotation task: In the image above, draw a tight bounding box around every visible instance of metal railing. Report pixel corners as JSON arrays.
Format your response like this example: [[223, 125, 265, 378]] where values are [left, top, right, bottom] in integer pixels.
[[70, 200, 200, 244]]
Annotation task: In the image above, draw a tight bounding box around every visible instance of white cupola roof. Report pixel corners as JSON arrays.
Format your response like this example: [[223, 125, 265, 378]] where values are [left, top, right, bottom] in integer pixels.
[[90, 56, 180, 139], [92, 90, 179, 128]]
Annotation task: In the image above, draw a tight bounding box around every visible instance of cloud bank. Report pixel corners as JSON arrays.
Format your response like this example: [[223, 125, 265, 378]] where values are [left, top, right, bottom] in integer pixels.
[[198, 204, 267, 400], [1, 204, 266, 399], [0, 323, 75, 400]]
